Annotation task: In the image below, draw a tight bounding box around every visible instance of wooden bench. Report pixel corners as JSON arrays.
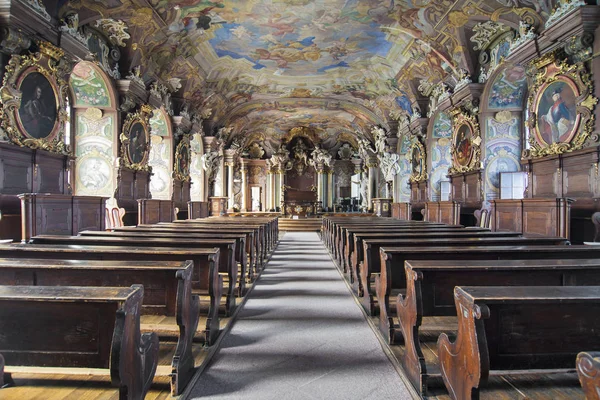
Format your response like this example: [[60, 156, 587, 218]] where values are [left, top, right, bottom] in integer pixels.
[[340, 225, 480, 275], [0, 285, 158, 400], [0, 258, 198, 395], [362, 236, 569, 316], [348, 230, 516, 293], [118, 225, 260, 279], [29, 234, 239, 317], [438, 286, 600, 400], [397, 258, 600, 395], [0, 243, 222, 345], [79, 229, 249, 295], [577, 351, 600, 400]]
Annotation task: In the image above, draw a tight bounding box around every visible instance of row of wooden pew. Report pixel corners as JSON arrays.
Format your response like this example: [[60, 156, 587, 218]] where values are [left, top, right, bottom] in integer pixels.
[[322, 216, 600, 400], [0, 215, 279, 399]]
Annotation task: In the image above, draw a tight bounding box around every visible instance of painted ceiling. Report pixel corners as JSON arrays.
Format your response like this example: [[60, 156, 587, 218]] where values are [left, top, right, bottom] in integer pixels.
[[56, 0, 558, 149]]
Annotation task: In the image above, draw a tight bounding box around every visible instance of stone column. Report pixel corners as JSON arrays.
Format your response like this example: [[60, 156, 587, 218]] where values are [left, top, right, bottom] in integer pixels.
[[224, 149, 236, 212], [266, 165, 273, 211], [241, 159, 248, 212], [316, 163, 324, 211], [327, 169, 334, 210], [278, 167, 285, 211], [366, 156, 379, 212]]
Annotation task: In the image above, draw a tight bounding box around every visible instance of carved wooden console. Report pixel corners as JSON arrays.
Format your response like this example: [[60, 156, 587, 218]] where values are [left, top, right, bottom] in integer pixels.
[[391, 202, 411, 220], [423, 201, 460, 225], [115, 168, 151, 225], [19, 193, 107, 242], [188, 201, 209, 219], [491, 198, 573, 239], [137, 199, 175, 224], [172, 179, 191, 219], [209, 196, 229, 216], [372, 198, 392, 217], [0, 143, 73, 239], [409, 180, 427, 219]]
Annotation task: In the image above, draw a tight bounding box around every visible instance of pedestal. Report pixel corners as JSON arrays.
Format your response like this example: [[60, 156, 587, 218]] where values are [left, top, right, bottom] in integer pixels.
[[372, 198, 392, 217], [209, 196, 229, 216]]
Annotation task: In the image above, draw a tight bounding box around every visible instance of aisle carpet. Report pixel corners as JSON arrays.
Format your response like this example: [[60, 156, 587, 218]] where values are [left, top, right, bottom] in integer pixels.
[[187, 231, 414, 400]]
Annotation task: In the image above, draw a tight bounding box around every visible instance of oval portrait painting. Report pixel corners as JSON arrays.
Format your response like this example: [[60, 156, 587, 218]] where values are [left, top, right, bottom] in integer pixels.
[[454, 124, 473, 167], [17, 71, 58, 139], [128, 122, 148, 165], [535, 79, 578, 146]]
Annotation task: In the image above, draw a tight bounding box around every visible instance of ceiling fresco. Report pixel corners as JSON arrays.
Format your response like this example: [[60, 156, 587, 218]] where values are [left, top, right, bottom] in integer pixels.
[[54, 0, 560, 144]]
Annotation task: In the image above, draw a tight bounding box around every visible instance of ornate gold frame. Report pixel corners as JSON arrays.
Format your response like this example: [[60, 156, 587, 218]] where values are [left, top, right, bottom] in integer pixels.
[[449, 108, 481, 174], [524, 53, 597, 159], [174, 134, 191, 181], [408, 140, 427, 183], [0, 41, 70, 154], [119, 104, 152, 170]]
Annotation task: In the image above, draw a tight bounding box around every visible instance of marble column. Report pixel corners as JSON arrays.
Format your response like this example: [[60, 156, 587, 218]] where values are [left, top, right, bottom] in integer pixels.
[[241, 159, 248, 212], [224, 149, 236, 212], [266, 167, 273, 211], [278, 168, 285, 211], [316, 163, 324, 211], [327, 169, 334, 210], [366, 156, 379, 212]]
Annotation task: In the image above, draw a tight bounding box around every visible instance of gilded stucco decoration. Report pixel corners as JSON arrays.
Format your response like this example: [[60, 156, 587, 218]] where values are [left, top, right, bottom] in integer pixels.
[[119, 104, 152, 170], [408, 139, 427, 184], [0, 41, 70, 154], [174, 134, 191, 182], [449, 108, 482, 174], [524, 53, 597, 159]]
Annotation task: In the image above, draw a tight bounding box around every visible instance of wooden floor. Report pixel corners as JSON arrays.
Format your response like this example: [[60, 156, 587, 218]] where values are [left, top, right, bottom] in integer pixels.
[[380, 316, 586, 399], [2, 313, 234, 400]]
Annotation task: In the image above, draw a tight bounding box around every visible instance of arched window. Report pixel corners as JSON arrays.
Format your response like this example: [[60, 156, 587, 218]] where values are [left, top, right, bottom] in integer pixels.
[[148, 108, 173, 200], [69, 61, 118, 197]]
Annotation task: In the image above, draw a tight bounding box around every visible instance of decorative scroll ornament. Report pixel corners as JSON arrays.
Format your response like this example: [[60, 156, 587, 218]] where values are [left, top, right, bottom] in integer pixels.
[[0, 41, 70, 154], [470, 21, 511, 51], [247, 143, 265, 159], [379, 152, 401, 182], [125, 66, 144, 87], [174, 134, 191, 181], [94, 19, 131, 47], [24, 0, 51, 21], [509, 20, 537, 53], [524, 54, 597, 159], [545, 0, 586, 29], [59, 12, 89, 46], [119, 104, 152, 171], [201, 150, 221, 181], [337, 143, 354, 160], [454, 69, 472, 91], [449, 108, 482, 174]]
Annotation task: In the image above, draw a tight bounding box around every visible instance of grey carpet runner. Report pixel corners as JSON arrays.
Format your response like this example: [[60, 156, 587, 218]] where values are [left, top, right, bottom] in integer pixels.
[[188, 231, 414, 400]]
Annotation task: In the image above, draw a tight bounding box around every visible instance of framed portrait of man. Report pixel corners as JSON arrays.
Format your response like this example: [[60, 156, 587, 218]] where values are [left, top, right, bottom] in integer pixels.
[[449, 109, 481, 174], [120, 105, 152, 170], [0, 43, 69, 154], [525, 55, 597, 158], [16, 71, 58, 140]]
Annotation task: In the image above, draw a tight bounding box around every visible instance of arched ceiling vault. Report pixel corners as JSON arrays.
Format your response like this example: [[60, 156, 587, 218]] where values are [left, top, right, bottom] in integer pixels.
[[51, 0, 554, 141]]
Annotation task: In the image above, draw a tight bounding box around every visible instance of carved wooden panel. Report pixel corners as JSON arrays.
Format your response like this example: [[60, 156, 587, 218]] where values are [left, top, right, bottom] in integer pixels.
[[19, 193, 106, 242], [439, 201, 460, 225], [134, 171, 151, 200], [0, 144, 33, 196], [424, 202, 439, 222], [391, 202, 411, 220], [117, 169, 135, 200], [137, 199, 174, 224], [172, 179, 183, 204], [35, 150, 66, 194], [562, 149, 598, 198], [188, 201, 209, 219], [492, 199, 522, 233]]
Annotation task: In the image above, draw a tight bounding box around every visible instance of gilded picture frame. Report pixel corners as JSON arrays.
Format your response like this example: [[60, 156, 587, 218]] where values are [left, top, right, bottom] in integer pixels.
[[449, 109, 481, 174], [524, 53, 597, 158], [0, 42, 69, 154], [174, 134, 191, 181], [408, 140, 427, 183], [120, 104, 151, 170]]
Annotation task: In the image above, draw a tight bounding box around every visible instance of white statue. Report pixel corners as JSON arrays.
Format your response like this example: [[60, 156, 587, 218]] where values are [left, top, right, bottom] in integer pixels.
[[310, 144, 332, 168]]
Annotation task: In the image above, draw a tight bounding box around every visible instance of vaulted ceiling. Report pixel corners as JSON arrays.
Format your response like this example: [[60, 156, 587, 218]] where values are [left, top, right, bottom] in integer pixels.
[[52, 0, 556, 147]]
